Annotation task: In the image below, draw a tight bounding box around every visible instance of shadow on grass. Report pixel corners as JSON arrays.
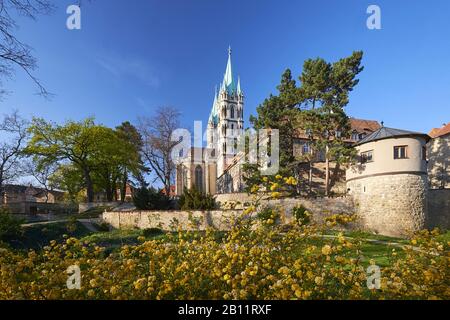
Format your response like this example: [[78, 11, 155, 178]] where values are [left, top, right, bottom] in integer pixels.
[[9, 221, 94, 251]]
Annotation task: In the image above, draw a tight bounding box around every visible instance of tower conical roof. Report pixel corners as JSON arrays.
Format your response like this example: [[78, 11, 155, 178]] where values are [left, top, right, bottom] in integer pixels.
[[220, 46, 237, 95], [356, 126, 430, 145], [208, 86, 219, 126]]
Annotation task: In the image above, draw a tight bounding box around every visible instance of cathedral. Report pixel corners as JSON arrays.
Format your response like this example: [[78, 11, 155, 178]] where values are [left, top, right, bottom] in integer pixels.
[[175, 47, 245, 195]]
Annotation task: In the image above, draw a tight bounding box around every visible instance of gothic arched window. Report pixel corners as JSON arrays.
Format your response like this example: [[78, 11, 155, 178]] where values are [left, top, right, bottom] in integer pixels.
[[230, 106, 235, 119], [195, 165, 203, 192]]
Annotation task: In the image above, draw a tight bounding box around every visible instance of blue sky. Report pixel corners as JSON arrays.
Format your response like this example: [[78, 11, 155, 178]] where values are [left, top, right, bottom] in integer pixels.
[[1, 0, 449, 134]]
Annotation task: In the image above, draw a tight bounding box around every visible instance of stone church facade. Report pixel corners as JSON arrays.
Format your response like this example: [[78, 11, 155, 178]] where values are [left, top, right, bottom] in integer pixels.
[[176, 47, 244, 196]]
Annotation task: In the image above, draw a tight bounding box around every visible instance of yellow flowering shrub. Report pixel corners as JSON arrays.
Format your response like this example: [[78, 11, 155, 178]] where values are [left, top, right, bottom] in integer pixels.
[[0, 214, 448, 300], [0, 177, 448, 300]]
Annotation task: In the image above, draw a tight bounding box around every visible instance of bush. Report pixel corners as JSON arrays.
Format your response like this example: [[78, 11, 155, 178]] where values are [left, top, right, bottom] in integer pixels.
[[256, 206, 280, 226], [65, 216, 78, 233], [96, 222, 110, 232], [133, 187, 171, 210], [0, 208, 24, 242], [142, 228, 164, 238], [178, 188, 216, 210], [0, 213, 448, 300], [292, 205, 311, 226]]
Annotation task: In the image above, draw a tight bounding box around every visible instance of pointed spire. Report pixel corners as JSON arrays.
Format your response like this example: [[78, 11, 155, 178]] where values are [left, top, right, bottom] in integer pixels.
[[222, 46, 233, 88], [209, 85, 219, 126], [237, 76, 241, 94], [213, 85, 218, 105]]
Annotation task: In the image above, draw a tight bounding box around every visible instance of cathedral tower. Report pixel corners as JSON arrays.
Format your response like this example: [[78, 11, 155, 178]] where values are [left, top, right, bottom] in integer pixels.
[[207, 47, 244, 177]]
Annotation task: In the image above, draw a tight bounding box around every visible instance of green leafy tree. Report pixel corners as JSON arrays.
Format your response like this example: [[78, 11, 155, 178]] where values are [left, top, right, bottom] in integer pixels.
[[248, 70, 301, 185], [298, 51, 363, 195], [132, 187, 170, 210], [26, 118, 116, 202], [48, 164, 85, 203], [0, 208, 23, 243], [115, 122, 146, 202], [179, 188, 216, 210]]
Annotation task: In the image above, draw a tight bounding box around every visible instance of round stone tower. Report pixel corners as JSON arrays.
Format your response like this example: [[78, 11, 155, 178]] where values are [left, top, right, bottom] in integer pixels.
[[346, 126, 430, 237]]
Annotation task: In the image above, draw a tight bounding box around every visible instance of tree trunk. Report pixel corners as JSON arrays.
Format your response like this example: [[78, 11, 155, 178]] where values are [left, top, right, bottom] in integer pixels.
[[0, 169, 4, 205], [120, 169, 128, 203], [329, 162, 341, 191], [308, 147, 313, 195], [106, 189, 113, 202], [164, 177, 171, 198], [325, 145, 330, 197], [83, 168, 94, 203]]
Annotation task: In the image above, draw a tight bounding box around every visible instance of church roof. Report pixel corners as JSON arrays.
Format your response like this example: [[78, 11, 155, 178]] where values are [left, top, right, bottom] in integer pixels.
[[356, 126, 430, 145]]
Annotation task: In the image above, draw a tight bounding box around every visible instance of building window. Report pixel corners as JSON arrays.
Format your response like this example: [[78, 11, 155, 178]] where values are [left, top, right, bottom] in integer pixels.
[[302, 143, 310, 154], [422, 146, 427, 160], [352, 133, 359, 141], [195, 165, 203, 192], [230, 106, 235, 118], [394, 146, 408, 159], [360, 150, 374, 163]]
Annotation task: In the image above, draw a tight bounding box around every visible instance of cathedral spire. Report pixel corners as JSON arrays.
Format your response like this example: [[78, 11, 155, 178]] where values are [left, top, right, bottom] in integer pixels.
[[213, 85, 218, 105], [208, 85, 219, 126], [237, 76, 241, 95], [222, 46, 233, 88]]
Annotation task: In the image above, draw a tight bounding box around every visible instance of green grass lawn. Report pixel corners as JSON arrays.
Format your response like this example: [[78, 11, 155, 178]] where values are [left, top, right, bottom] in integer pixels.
[[81, 229, 165, 247], [10, 221, 94, 251], [436, 230, 450, 242], [325, 229, 408, 243], [80, 229, 227, 249], [293, 234, 404, 268], [72, 206, 112, 219]]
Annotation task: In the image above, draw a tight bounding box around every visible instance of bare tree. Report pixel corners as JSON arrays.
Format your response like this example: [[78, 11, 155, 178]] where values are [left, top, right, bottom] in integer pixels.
[[139, 106, 181, 196], [0, 110, 28, 203], [24, 157, 57, 203], [0, 0, 54, 97]]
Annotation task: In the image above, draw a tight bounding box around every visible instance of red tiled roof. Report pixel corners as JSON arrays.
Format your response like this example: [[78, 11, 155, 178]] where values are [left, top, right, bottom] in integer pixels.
[[161, 186, 176, 196], [429, 123, 450, 138], [294, 118, 380, 140], [349, 118, 381, 133]]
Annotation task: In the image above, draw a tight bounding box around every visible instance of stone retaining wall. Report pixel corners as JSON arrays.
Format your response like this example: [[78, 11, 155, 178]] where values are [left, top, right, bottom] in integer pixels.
[[79, 202, 121, 213], [101, 188, 450, 235], [347, 173, 428, 237], [102, 197, 355, 231], [427, 189, 450, 230]]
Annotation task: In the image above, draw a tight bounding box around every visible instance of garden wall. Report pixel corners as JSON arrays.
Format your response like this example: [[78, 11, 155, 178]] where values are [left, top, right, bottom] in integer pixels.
[[79, 202, 121, 213], [427, 189, 450, 230], [102, 197, 355, 231]]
